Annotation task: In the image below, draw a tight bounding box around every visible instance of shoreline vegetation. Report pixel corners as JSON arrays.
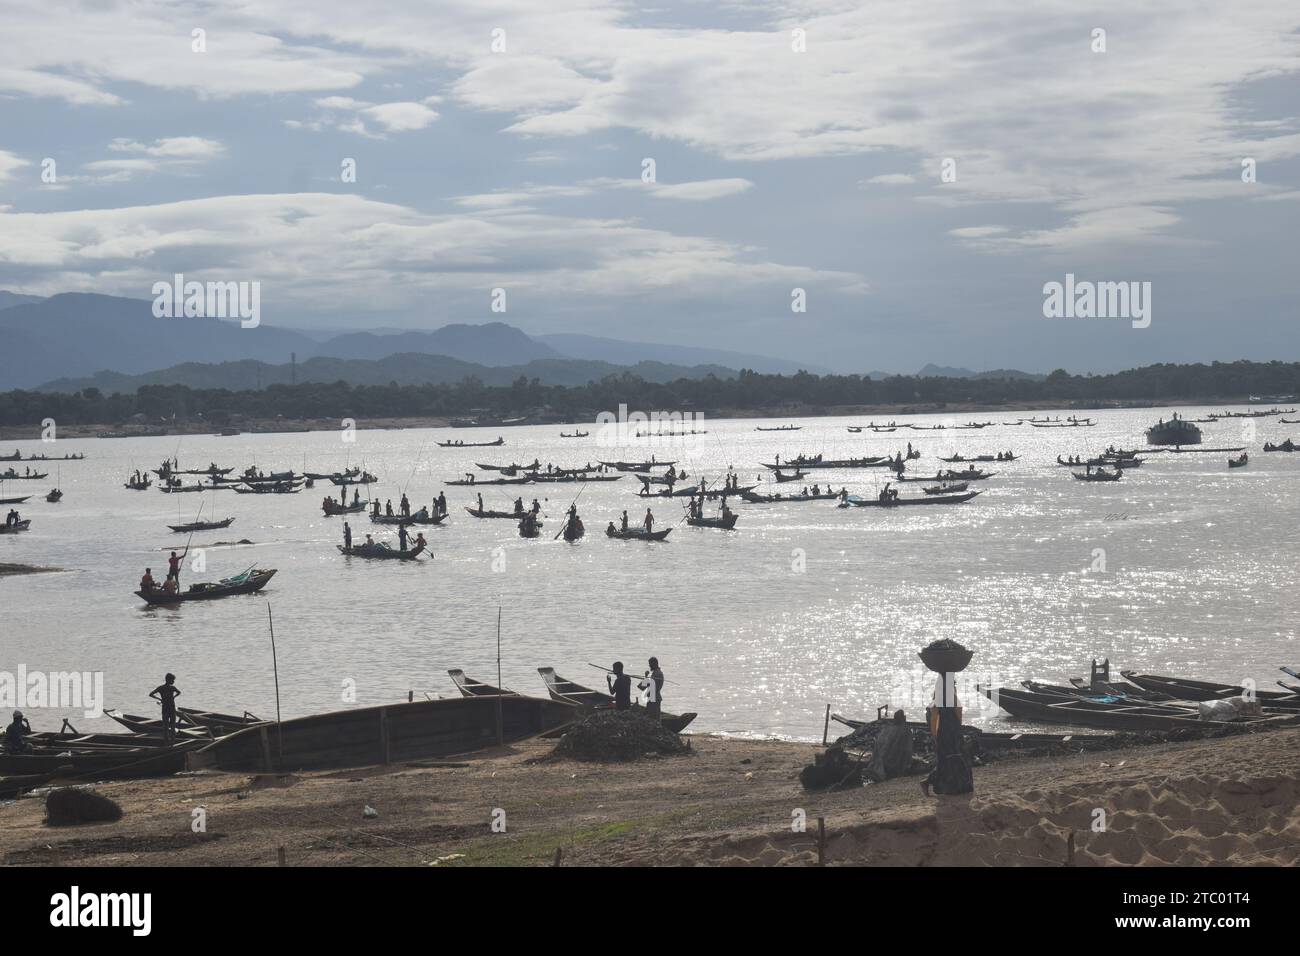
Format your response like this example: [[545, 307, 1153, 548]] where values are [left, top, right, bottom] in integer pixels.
[[0, 359, 1296, 435], [0, 562, 63, 576], [3, 729, 1296, 866]]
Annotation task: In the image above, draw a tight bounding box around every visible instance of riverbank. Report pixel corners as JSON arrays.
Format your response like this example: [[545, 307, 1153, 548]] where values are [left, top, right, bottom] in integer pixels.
[[3, 728, 1296, 866]]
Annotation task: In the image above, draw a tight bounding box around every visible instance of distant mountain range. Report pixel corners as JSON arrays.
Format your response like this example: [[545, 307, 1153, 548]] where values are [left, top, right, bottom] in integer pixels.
[[0, 291, 1041, 392]]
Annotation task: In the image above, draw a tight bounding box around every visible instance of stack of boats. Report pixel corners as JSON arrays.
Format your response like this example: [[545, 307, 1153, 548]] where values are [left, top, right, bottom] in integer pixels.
[[979, 662, 1300, 734]]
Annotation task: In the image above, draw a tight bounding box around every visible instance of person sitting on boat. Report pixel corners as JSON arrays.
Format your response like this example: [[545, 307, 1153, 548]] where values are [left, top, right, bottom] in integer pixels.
[[812, 484, 820, 495], [364, 534, 375, 547], [139, 567, 157, 592], [149, 673, 181, 740], [607, 521, 617, 536], [343, 521, 353, 550], [4, 710, 33, 754], [801, 486, 809, 496], [411, 533, 427, 556], [607, 662, 632, 710], [721, 501, 733, 520], [513, 497, 524, 515]]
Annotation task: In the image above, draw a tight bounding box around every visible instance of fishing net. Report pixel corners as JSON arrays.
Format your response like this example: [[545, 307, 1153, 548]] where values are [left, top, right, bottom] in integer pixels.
[[546, 710, 690, 763]]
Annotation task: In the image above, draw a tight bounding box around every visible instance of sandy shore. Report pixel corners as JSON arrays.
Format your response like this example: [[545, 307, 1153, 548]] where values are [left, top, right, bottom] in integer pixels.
[[3, 727, 1297, 867]]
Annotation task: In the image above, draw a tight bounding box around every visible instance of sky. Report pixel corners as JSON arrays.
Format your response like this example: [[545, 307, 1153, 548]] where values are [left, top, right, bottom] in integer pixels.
[[0, 0, 1298, 374]]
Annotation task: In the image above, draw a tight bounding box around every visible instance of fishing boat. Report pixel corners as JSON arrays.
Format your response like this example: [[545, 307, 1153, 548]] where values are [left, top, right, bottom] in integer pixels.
[[187, 695, 576, 772], [605, 526, 672, 541], [840, 491, 980, 507], [159, 483, 210, 493], [600, 460, 677, 471], [124, 477, 152, 490], [105, 706, 265, 737], [369, 511, 446, 525], [562, 516, 586, 541], [0, 519, 31, 533], [322, 499, 367, 515], [136, 568, 277, 604], [437, 438, 505, 447], [756, 425, 801, 432], [0, 495, 32, 504], [686, 507, 739, 529], [1228, 452, 1249, 468], [1145, 414, 1202, 446], [922, 481, 969, 494], [0, 470, 47, 480], [560, 431, 589, 438], [635, 472, 681, 487], [740, 490, 839, 503], [446, 476, 533, 486], [1120, 671, 1299, 703], [464, 506, 537, 522], [447, 670, 511, 697], [337, 543, 426, 560], [939, 454, 1016, 463], [772, 469, 807, 483], [45, 487, 62, 502], [518, 516, 542, 538], [760, 456, 885, 470], [232, 481, 302, 494], [168, 517, 235, 533], [1057, 455, 1141, 468], [1072, 469, 1122, 481], [537, 667, 697, 733], [328, 471, 377, 485], [0, 738, 206, 778], [979, 686, 1238, 733], [637, 484, 698, 498], [531, 473, 622, 483], [1263, 440, 1297, 452], [829, 713, 1115, 752]]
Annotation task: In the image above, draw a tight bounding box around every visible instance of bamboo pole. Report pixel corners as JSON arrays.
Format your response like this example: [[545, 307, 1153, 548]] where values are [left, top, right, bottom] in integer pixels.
[[267, 603, 282, 772], [822, 704, 831, 746], [495, 607, 504, 747]]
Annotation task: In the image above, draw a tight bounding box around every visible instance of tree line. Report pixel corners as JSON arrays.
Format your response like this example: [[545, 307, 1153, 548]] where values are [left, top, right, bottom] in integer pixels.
[[0, 360, 1297, 426]]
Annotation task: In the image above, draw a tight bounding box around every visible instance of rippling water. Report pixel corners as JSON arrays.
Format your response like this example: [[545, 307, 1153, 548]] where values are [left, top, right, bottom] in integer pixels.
[[2, 406, 1297, 740]]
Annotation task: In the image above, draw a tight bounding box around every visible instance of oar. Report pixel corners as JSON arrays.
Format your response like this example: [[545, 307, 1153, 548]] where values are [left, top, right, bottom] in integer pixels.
[[552, 481, 589, 539], [586, 662, 678, 685]]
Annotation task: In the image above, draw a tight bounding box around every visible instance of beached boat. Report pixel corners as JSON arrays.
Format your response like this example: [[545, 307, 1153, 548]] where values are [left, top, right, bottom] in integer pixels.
[[839, 491, 980, 507], [829, 713, 1115, 751], [979, 686, 1226, 732], [1120, 671, 1299, 703], [105, 707, 265, 736], [606, 526, 672, 541], [0, 737, 205, 778], [167, 517, 234, 533], [136, 568, 277, 604], [188, 696, 575, 772], [537, 667, 697, 733]]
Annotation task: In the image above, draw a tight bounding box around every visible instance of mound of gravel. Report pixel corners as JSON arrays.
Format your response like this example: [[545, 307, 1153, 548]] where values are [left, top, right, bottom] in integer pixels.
[[548, 710, 690, 763]]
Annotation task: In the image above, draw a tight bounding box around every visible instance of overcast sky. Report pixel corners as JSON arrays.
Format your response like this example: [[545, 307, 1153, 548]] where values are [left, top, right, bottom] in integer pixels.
[[1, 0, 1297, 374]]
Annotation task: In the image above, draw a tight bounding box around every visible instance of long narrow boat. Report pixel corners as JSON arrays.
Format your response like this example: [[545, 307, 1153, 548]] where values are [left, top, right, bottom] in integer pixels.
[[323, 500, 367, 515], [369, 512, 446, 525], [337, 544, 426, 560], [741, 490, 838, 503], [188, 696, 575, 772], [922, 482, 969, 494], [0, 738, 205, 777], [606, 526, 672, 541], [940, 454, 1017, 463], [464, 506, 536, 521], [106, 707, 265, 736], [600, 460, 677, 471], [560, 431, 589, 438], [448, 669, 512, 697], [1120, 671, 1299, 703], [446, 476, 533, 486], [328, 472, 377, 485], [167, 517, 235, 533], [637, 484, 698, 498], [136, 568, 277, 604], [772, 469, 807, 483], [158, 483, 210, 493], [829, 713, 1115, 751], [437, 438, 504, 447], [756, 425, 801, 432], [686, 511, 738, 529], [979, 685, 1292, 732], [0, 471, 48, 480], [760, 457, 886, 470], [537, 667, 697, 732], [531, 473, 623, 483], [840, 491, 980, 507], [1072, 470, 1122, 481], [0, 495, 32, 504], [231, 482, 302, 494], [698, 484, 756, 498]]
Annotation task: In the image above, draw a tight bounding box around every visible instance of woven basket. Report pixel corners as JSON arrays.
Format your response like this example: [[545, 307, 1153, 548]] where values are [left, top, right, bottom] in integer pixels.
[[919, 639, 973, 674]]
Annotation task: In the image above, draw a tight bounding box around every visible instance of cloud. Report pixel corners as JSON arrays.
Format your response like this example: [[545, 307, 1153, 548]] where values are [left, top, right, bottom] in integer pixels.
[[296, 95, 439, 136], [0, 150, 28, 184], [863, 174, 916, 186], [0, 192, 868, 308], [948, 226, 1008, 239], [586, 177, 755, 201], [78, 137, 226, 182]]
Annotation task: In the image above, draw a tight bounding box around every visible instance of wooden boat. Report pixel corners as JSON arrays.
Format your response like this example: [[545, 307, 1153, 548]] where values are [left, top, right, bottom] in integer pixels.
[[1072, 469, 1122, 481], [45, 488, 62, 502], [895, 469, 994, 482], [772, 469, 807, 483], [840, 491, 980, 507], [637, 484, 698, 498], [979, 686, 1234, 732], [562, 516, 586, 541], [940, 454, 1016, 463], [124, 478, 152, 490], [518, 517, 542, 538], [136, 568, 277, 604], [328, 471, 377, 485], [537, 667, 697, 733], [635, 472, 680, 486], [698, 484, 756, 498], [531, 473, 622, 483], [168, 517, 234, 533], [159, 483, 210, 493], [437, 438, 504, 447], [0, 471, 47, 480], [0, 772, 57, 798], [187, 696, 575, 772], [686, 512, 738, 530], [0, 738, 205, 778], [464, 506, 535, 521], [741, 490, 838, 503], [1120, 671, 1298, 703], [756, 425, 801, 431], [605, 526, 672, 541], [1228, 453, 1248, 468], [322, 500, 367, 515], [601, 460, 677, 471], [1262, 441, 1297, 452], [447, 669, 511, 697], [0, 495, 32, 504], [922, 482, 968, 494], [560, 431, 589, 438], [446, 476, 533, 486], [232, 482, 301, 494], [106, 707, 265, 736], [0, 519, 31, 533], [760, 456, 885, 470], [370, 512, 446, 525], [1057, 455, 1140, 467], [337, 543, 426, 560]]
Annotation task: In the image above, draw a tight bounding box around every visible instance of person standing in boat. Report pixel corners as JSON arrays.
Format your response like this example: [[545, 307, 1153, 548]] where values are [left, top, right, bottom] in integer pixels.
[[437, 491, 447, 516], [385, 499, 394, 517], [166, 550, 182, 587], [343, 521, 353, 551], [620, 509, 629, 533], [398, 523, 409, 552], [371, 499, 381, 517], [643, 508, 654, 533], [640, 657, 664, 719], [149, 673, 182, 740], [400, 493, 410, 518], [607, 662, 632, 711], [352, 488, 361, 507]]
